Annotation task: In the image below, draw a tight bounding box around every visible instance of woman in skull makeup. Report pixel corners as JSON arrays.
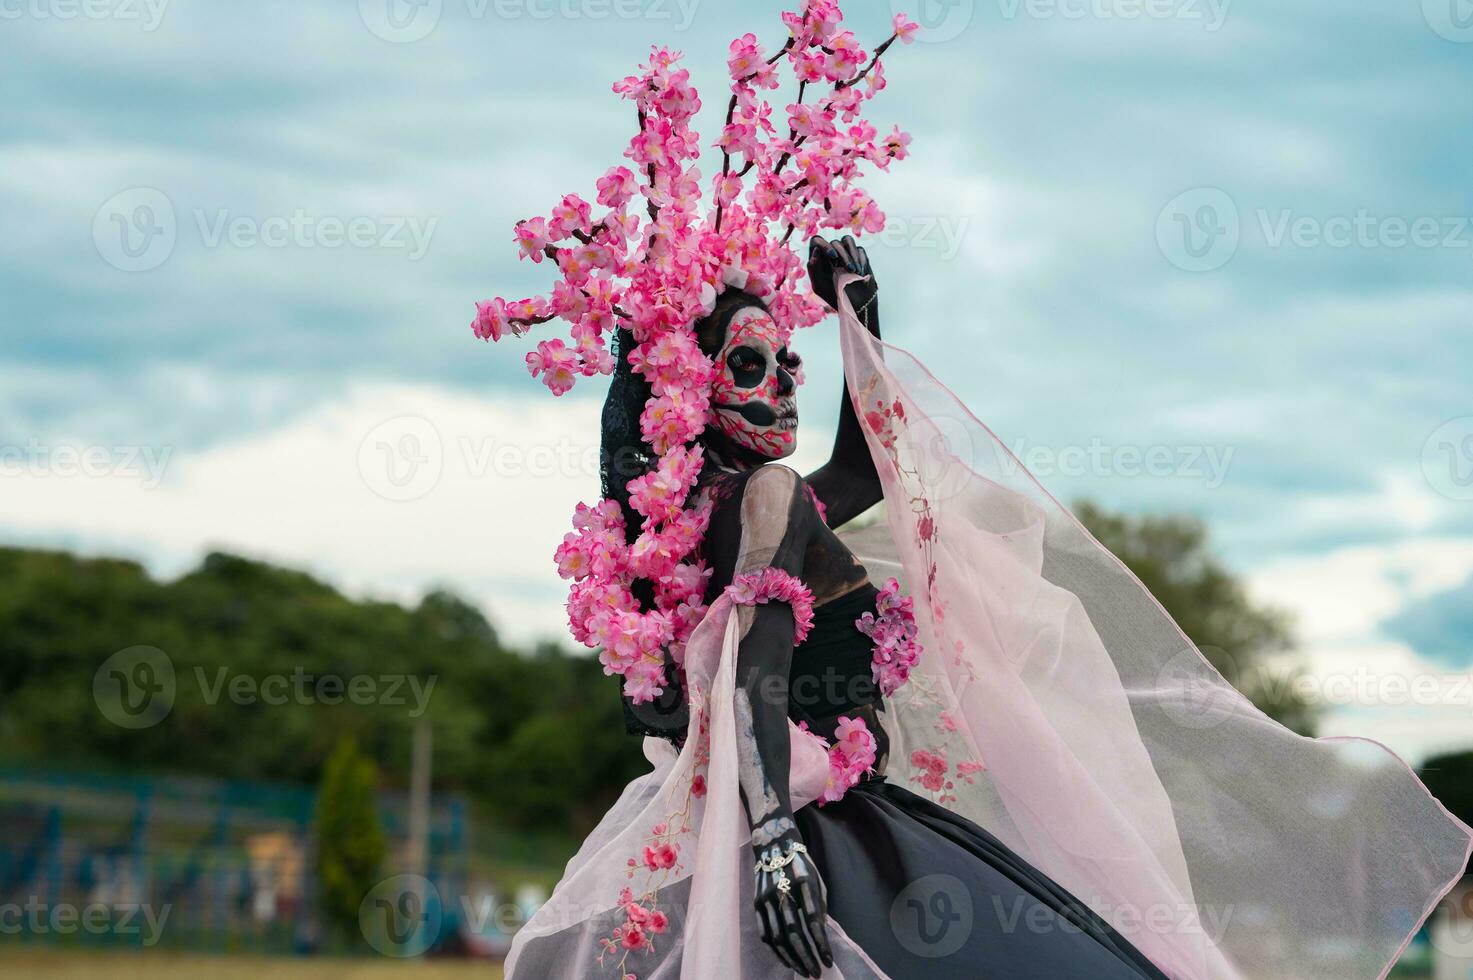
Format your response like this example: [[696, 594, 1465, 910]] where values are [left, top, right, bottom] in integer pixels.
[[482, 7, 1473, 977], [619, 235, 1170, 979], [644, 236, 1166, 978]]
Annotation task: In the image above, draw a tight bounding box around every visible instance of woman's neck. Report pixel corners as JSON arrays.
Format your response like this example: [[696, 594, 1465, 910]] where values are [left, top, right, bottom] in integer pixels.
[[703, 439, 765, 473]]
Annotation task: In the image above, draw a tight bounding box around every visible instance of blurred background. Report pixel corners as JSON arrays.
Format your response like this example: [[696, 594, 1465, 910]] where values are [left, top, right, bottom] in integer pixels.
[[3, 0, 1472, 976]]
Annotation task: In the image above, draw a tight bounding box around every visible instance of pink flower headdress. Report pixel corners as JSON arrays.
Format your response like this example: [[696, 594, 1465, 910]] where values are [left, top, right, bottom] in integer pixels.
[[474, 3, 920, 703]]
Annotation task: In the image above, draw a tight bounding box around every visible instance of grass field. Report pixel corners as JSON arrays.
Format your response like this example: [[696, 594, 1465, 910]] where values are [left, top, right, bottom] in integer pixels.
[[0, 947, 505, 979]]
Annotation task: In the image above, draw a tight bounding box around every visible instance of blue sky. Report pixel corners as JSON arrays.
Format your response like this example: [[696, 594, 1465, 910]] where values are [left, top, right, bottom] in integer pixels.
[[3, 0, 1472, 761]]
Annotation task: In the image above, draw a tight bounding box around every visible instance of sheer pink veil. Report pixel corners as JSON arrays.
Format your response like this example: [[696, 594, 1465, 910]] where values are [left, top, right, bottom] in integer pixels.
[[504, 596, 891, 979], [829, 273, 1473, 979], [505, 277, 1471, 980]]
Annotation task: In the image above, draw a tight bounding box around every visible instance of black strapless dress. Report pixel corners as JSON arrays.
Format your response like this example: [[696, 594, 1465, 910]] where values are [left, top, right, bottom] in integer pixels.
[[789, 585, 1168, 980]]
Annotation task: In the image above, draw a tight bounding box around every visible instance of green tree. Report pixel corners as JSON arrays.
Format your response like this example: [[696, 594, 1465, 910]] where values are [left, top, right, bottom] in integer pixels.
[[1419, 750, 1473, 873], [1075, 501, 1316, 734], [315, 735, 388, 939], [0, 546, 645, 836]]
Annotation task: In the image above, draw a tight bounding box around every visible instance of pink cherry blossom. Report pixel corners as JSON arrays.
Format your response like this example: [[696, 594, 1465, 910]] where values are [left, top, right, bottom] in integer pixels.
[[727, 32, 764, 79], [471, 298, 511, 341], [857, 577, 922, 696], [514, 217, 549, 262], [525, 338, 579, 395], [548, 193, 593, 238], [596, 166, 638, 208], [818, 715, 877, 805]]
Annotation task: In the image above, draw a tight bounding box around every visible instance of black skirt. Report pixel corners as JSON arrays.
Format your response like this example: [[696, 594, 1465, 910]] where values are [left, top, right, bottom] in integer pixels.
[[794, 777, 1169, 980]]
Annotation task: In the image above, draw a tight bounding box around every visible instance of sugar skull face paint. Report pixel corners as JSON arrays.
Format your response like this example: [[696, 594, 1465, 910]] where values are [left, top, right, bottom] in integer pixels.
[[709, 305, 801, 460]]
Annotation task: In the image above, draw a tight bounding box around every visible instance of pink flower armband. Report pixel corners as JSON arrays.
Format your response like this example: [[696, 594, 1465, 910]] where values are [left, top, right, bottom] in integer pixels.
[[724, 568, 816, 645]]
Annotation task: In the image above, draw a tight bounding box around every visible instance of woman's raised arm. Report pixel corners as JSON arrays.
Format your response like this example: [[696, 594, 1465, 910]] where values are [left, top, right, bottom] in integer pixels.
[[804, 236, 885, 528]]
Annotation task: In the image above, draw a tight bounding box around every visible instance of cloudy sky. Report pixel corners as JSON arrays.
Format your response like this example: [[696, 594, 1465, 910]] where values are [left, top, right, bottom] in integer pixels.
[[3, 0, 1471, 763]]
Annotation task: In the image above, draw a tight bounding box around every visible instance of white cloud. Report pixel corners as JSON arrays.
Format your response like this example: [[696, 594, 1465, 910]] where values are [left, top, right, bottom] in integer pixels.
[[1248, 536, 1473, 643], [1, 383, 604, 643], [0, 378, 837, 647]]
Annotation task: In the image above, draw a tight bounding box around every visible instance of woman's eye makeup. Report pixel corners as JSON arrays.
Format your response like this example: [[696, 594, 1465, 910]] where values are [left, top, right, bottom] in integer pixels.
[[727, 346, 767, 388]]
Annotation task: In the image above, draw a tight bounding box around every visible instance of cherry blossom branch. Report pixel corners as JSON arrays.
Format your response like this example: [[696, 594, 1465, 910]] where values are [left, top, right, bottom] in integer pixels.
[[836, 33, 898, 91], [637, 106, 659, 224], [716, 35, 797, 233], [503, 242, 631, 330], [714, 91, 740, 232]]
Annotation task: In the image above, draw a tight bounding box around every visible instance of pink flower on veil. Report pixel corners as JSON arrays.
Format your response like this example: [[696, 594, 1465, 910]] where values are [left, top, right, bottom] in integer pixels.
[[642, 842, 678, 871]]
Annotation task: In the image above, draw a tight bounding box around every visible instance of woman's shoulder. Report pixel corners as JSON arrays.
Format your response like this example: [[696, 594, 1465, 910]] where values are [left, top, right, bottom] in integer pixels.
[[701, 464, 813, 525], [744, 462, 805, 494], [709, 463, 808, 507]]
